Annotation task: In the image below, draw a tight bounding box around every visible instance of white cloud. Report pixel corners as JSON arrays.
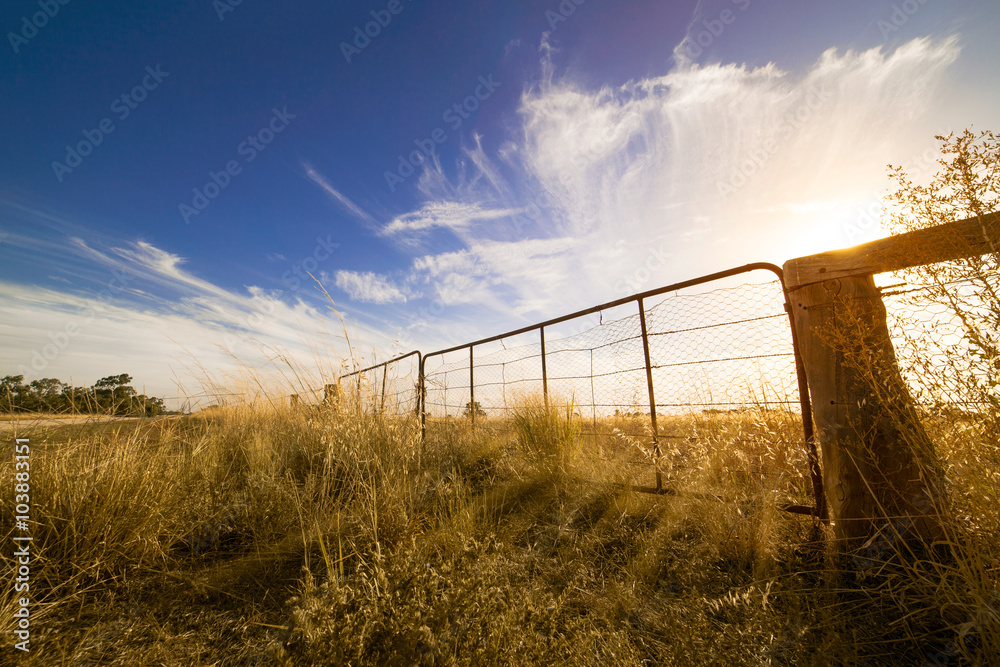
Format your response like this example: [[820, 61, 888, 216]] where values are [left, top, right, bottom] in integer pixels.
[[0, 235, 402, 408], [409, 236, 579, 312], [334, 270, 408, 304], [386, 35, 966, 324], [5, 34, 980, 402], [382, 201, 524, 239]]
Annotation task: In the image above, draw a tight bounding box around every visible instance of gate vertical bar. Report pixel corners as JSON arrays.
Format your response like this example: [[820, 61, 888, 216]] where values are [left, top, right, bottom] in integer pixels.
[[419, 355, 427, 445], [637, 298, 662, 492], [380, 364, 387, 415], [540, 326, 549, 411], [415, 354, 424, 419], [469, 346, 475, 426], [501, 362, 508, 415], [590, 348, 597, 438], [783, 297, 826, 523]]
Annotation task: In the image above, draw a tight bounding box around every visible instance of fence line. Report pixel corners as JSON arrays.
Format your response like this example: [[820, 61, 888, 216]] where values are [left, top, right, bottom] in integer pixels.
[[334, 349, 423, 417], [300, 262, 824, 518]]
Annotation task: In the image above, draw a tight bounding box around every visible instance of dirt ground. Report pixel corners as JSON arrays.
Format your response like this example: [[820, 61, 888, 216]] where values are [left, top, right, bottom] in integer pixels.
[[0, 414, 175, 432]]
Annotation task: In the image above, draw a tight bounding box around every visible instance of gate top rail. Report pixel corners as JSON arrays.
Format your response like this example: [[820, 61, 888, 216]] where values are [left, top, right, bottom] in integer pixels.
[[338, 349, 422, 382], [423, 262, 787, 360], [335, 263, 787, 377]]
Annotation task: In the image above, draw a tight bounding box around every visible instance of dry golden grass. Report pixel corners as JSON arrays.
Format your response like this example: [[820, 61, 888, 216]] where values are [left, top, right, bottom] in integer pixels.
[[0, 376, 995, 665]]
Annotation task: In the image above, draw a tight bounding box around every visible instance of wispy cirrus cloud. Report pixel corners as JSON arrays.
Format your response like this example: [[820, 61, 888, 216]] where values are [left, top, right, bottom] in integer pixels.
[[0, 225, 398, 404], [381, 201, 524, 242], [383, 34, 963, 324], [303, 161, 376, 227]]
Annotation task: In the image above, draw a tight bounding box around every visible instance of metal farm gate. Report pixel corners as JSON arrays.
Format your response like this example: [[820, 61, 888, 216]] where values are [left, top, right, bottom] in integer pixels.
[[334, 263, 825, 519]]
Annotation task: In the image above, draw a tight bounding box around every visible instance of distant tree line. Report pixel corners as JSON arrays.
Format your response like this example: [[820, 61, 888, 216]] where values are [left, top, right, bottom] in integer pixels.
[[0, 373, 165, 416]]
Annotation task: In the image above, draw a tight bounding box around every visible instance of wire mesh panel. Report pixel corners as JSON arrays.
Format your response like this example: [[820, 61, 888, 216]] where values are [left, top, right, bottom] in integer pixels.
[[420, 267, 815, 504], [644, 281, 802, 415], [544, 303, 650, 437], [472, 332, 546, 419], [339, 351, 421, 417], [422, 349, 473, 420], [881, 267, 999, 416]]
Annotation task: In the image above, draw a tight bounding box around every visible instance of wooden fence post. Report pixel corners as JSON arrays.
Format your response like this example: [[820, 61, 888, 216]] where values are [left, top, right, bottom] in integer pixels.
[[785, 275, 942, 546], [324, 383, 341, 409], [783, 212, 998, 548]]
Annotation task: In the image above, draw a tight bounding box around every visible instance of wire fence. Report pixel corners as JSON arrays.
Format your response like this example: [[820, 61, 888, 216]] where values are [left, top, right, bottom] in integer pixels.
[[421, 278, 802, 430], [418, 264, 819, 503], [882, 267, 999, 415], [336, 350, 422, 418], [293, 263, 823, 514]]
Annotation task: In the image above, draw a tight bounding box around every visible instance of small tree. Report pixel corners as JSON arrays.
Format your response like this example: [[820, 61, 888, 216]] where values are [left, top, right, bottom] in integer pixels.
[[93, 374, 136, 415], [29, 378, 68, 412], [462, 401, 486, 419], [884, 129, 999, 438], [871, 127, 1000, 660], [0, 375, 25, 412]]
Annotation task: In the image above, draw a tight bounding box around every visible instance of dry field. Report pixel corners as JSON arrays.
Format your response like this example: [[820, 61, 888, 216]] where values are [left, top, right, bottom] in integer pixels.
[[0, 395, 996, 665]]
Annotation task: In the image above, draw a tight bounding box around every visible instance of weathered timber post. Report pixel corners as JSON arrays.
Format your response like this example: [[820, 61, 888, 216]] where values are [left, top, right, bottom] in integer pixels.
[[414, 353, 425, 421], [785, 275, 943, 546], [324, 383, 342, 410], [783, 212, 998, 548], [290, 394, 300, 409]]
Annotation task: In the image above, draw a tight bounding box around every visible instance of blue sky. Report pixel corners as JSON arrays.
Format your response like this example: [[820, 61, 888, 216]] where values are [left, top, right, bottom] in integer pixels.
[[2, 0, 999, 406]]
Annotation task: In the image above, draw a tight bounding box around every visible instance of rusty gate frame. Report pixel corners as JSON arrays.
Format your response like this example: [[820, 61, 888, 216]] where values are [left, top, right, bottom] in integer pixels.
[[321, 263, 825, 521], [417, 262, 825, 520]]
